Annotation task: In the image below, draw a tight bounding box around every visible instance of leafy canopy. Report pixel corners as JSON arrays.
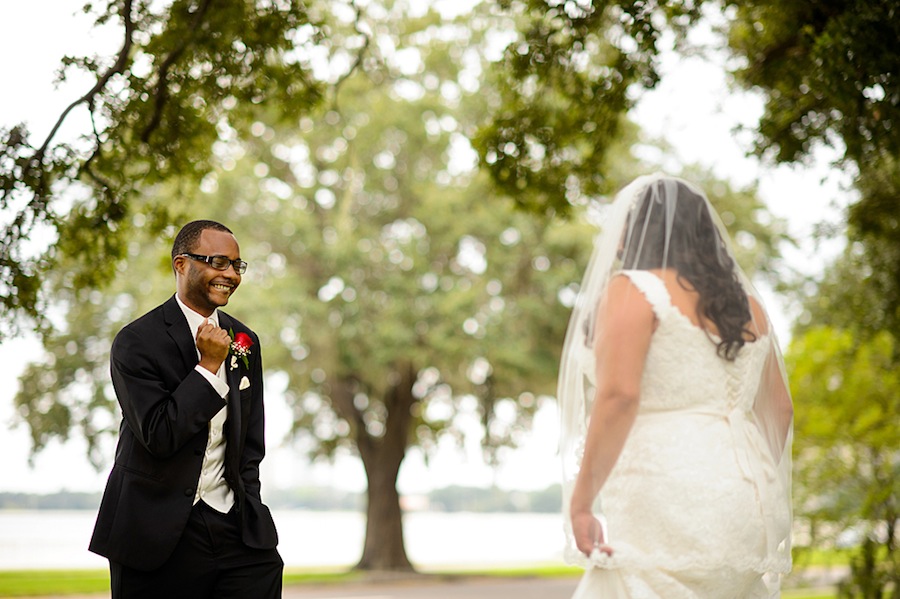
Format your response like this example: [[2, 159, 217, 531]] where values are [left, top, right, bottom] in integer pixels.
[[0, 0, 323, 341]]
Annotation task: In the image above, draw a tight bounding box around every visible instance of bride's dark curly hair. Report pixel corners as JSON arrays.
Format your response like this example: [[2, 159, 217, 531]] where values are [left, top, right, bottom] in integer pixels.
[[620, 180, 755, 360]]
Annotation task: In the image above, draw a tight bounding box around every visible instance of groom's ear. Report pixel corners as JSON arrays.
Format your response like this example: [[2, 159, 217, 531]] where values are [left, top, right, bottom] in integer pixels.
[[173, 255, 188, 277]]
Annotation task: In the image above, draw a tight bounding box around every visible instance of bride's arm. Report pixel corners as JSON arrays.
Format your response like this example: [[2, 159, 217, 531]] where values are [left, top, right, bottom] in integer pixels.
[[749, 296, 794, 456], [569, 275, 655, 556]]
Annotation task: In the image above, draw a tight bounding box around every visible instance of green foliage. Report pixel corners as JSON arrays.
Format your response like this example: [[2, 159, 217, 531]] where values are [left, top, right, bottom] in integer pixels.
[[838, 538, 900, 599], [0, 0, 324, 342], [786, 160, 900, 593], [844, 156, 900, 344], [474, 0, 703, 216], [785, 326, 900, 595], [725, 0, 900, 165]]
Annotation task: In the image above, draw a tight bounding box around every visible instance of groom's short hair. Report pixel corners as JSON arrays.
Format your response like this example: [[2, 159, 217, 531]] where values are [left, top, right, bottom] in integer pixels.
[[171, 220, 234, 267]]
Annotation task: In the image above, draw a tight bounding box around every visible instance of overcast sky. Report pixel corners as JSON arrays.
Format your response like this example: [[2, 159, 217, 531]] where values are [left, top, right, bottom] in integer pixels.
[[0, 1, 852, 495]]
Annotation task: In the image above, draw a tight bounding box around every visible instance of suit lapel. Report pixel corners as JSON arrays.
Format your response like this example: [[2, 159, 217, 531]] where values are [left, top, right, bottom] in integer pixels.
[[218, 312, 243, 444], [162, 295, 197, 372]]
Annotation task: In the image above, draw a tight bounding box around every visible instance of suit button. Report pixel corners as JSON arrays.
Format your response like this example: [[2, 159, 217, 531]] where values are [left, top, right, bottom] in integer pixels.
[[194, 448, 203, 456], [184, 488, 194, 497]]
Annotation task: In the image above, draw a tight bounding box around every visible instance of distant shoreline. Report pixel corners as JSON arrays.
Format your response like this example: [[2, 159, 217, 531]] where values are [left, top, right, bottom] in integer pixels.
[[0, 484, 562, 513]]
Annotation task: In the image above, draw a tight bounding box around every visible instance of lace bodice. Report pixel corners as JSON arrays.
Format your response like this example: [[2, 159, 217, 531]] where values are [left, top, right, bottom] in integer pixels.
[[624, 270, 771, 416]]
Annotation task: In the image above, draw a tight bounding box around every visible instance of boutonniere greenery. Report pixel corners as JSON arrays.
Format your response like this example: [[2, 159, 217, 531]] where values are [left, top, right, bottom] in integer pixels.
[[229, 329, 254, 370]]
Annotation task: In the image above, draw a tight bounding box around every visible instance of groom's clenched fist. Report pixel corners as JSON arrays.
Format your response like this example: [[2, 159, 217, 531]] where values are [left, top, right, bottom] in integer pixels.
[[196, 321, 230, 374]]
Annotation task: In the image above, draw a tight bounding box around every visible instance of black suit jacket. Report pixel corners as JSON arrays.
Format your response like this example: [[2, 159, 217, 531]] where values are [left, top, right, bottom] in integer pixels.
[[89, 295, 278, 570]]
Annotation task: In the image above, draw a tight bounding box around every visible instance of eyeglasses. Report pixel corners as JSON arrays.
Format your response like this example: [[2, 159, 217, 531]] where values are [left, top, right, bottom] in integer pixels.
[[180, 253, 248, 274]]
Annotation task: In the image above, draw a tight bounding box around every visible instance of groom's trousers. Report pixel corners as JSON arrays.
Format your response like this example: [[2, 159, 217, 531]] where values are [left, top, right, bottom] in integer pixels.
[[109, 501, 283, 599]]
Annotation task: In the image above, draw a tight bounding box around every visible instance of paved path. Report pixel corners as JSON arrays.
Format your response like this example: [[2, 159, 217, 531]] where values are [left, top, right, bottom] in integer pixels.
[[283, 576, 579, 599], [29, 576, 580, 599]]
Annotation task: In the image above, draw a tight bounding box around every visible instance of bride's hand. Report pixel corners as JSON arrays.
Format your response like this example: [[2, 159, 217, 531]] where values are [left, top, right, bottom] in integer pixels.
[[572, 511, 614, 557]]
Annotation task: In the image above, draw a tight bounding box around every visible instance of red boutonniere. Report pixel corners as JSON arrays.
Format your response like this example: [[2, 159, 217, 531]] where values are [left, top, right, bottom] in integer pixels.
[[229, 329, 253, 369]]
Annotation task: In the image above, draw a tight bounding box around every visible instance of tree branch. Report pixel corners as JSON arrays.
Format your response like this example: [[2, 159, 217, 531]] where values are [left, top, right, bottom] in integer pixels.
[[331, 0, 372, 111], [33, 0, 135, 169], [140, 0, 215, 143], [80, 97, 117, 196]]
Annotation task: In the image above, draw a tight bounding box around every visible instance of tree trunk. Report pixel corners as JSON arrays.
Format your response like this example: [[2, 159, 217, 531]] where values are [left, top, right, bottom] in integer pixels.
[[355, 454, 413, 571], [353, 362, 417, 571]]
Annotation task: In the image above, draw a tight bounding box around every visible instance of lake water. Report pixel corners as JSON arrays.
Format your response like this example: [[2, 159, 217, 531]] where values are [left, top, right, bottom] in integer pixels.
[[0, 510, 567, 570]]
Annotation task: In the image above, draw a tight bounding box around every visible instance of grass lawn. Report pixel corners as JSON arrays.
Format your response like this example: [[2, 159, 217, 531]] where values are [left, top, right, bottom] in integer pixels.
[[782, 591, 836, 599], [0, 570, 109, 597], [0, 566, 838, 597]]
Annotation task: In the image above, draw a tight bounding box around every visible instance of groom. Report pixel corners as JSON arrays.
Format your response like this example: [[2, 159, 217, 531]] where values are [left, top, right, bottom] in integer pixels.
[[89, 220, 282, 598]]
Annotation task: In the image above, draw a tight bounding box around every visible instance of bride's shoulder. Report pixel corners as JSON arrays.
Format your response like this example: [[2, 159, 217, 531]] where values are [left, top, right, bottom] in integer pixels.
[[602, 272, 657, 321], [602, 272, 654, 308], [597, 273, 656, 336], [609, 270, 653, 295]]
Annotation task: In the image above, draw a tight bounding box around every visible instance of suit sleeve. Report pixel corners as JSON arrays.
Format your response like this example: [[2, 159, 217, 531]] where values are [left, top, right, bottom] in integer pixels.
[[111, 326, 226, 459], [240, 333, 266, 501]]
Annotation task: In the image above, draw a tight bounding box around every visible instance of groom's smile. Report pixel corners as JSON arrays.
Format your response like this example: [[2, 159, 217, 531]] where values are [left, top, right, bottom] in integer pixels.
[[210, 281, 235, 296]]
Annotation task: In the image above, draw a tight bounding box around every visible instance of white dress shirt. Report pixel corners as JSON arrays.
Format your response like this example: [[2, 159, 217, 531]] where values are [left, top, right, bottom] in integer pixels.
[[175, 294, 235, 514]]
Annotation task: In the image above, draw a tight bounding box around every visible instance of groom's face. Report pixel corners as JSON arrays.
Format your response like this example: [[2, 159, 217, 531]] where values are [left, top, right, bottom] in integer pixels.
[[175, 228, 243, 316]]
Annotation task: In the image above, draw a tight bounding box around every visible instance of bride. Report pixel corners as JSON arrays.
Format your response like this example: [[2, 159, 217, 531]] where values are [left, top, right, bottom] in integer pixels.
[[558, 175, 793, 598]]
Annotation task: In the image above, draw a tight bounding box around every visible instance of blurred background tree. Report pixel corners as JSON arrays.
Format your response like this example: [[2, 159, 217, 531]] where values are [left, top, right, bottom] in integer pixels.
[[786, 325, 900, 597], [728, 1, 900, 592], [787, 220, 900, 595]]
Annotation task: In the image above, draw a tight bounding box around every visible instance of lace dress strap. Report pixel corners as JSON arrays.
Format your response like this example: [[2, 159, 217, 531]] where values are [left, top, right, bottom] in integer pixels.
[[619, 270, 674, 321]]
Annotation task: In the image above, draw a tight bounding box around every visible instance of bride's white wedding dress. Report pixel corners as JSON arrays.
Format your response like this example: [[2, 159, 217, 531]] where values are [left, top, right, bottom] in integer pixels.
[[569, 270, 791, 599]]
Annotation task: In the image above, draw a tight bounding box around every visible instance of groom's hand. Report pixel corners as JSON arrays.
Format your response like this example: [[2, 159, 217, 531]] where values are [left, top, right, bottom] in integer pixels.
[[196, 322, 231, 374]]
